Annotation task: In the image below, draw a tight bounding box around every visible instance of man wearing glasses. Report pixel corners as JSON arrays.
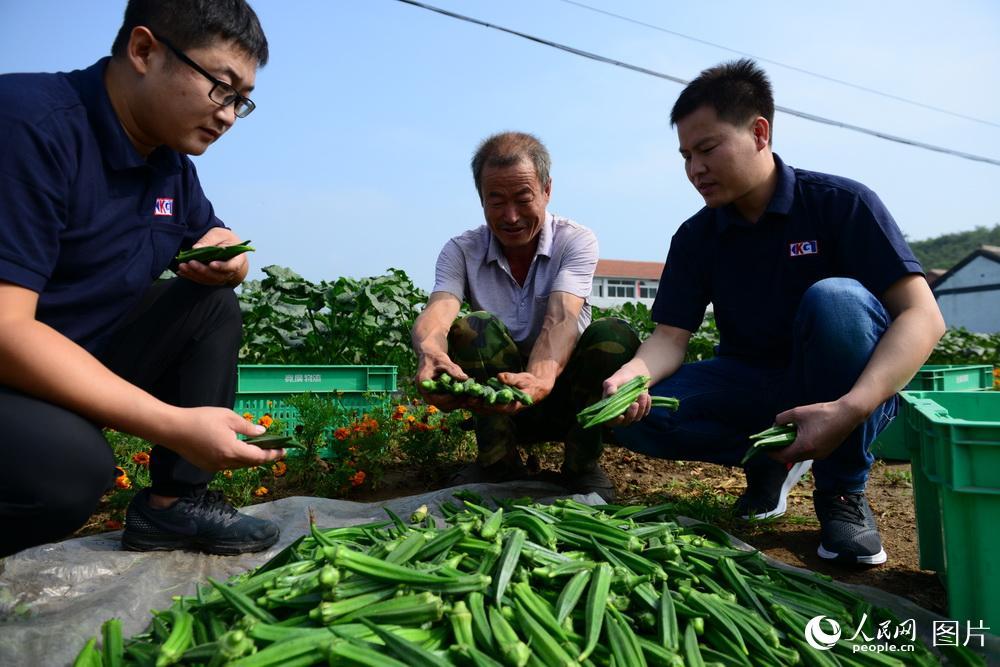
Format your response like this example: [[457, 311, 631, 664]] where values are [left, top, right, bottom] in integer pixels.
[[0, 0, 283, 557]]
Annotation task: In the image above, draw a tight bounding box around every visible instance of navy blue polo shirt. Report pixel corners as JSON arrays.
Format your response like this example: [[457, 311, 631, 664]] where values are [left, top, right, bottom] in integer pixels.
[[652, 154, 923, 364], [0, 58, 223, 355]]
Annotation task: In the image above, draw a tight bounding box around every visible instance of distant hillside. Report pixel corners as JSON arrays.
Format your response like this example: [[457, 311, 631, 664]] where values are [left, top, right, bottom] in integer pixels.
[[908, 224, 1000, 270]]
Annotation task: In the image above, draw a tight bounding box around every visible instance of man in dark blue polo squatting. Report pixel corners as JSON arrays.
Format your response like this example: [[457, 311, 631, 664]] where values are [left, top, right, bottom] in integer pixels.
[[606, 59, 945, 566], [0, 0, 286, 557]]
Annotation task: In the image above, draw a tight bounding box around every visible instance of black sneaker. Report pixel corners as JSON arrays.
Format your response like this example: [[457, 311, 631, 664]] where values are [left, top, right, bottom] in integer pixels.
[[446, 459, 530, 487], [813, 490, 887, 566], [122, 488, 279, 555], [734, 459, 812, 520], [561, 465, 617, 503]]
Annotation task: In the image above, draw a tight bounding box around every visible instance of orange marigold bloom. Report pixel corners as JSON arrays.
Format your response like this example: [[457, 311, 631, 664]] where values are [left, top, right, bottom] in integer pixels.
[[394, 405, 407, 414], [427, 405, 439, 415], [222, 470, 233, 479], [242, 412, 254, 422], [271, 461, 287, 477], [350, 470, 366, 487], [254, 486, 269, 497], [334, 427, 351, 441], [131, 451, 151, 467], [114, 467, 132, 490], [406, 414, 416, 423], [258, 414, 274, 428]]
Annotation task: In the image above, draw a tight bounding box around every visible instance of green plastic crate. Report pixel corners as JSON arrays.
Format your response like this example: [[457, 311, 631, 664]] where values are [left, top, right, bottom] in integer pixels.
[[871, 364, 994, 460], [233, 364, 398, 441], [236, 364, 397, 394], [901, 390, 1000, 628]]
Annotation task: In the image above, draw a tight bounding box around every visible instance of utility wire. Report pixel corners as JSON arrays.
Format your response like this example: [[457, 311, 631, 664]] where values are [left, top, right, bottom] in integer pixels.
[[557, 0, 1000, 130], [394, 0, 1000, 168]]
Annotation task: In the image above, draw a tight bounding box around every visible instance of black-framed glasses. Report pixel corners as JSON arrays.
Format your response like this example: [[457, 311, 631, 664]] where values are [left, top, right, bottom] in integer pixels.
[[152, 31, 255, 118]]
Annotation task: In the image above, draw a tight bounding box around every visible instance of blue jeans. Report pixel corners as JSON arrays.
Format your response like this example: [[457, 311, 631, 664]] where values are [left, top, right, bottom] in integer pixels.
[[614, 278, 897, 493]]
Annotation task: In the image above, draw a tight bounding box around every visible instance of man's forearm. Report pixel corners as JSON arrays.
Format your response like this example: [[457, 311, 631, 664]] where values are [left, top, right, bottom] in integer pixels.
[[623, 325, 689, 384], [842, 307, 945, 418], [412, 312, 450, 358], [525, 314, 579, 387]]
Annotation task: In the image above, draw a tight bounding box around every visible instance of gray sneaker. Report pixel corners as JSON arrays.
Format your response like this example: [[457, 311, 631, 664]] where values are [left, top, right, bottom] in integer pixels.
[[122, 488, 279, 555], [813, 490, 887, 566]]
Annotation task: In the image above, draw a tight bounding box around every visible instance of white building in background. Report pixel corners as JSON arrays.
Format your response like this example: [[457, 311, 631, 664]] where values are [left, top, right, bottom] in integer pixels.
[[590, 259, 664, 309], [932, 245, 1000, 333]]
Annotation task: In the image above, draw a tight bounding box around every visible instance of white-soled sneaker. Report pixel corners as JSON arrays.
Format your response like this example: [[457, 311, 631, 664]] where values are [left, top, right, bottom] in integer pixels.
[[814, 490, 888, 566]]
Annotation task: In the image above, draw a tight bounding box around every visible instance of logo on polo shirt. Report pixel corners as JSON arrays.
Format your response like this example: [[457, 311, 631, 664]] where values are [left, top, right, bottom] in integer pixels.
[[154, 198, 174, 216], [789, 240, 818, 257]]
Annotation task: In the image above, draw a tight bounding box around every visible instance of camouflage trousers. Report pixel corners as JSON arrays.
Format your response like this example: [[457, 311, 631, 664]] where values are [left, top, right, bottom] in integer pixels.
[[448, 312, 640, 473]]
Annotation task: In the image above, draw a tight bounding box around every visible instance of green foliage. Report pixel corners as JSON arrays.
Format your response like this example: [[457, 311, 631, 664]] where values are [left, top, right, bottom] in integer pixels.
[[283, 391, 339, 457], [593, 302, 719, 362], [393, 400, 475, 473], [908, 223, 1000, 270], [926, 327, 1000, 366], [239, 265, 426, 378], [593, 301, 656, 338]]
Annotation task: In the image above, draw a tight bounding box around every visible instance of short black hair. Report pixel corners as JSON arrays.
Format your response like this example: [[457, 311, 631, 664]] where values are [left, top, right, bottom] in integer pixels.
[[111, 0, 268, 66], [671, 59, 773, 132]]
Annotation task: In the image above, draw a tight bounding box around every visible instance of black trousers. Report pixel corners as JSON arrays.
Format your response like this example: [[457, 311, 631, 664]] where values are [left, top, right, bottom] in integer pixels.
[[0, 279, 242, 556]]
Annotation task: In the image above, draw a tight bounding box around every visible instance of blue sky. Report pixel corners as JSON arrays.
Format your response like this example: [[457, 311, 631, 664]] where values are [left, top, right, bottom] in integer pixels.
[[2, 1, 998, 290]]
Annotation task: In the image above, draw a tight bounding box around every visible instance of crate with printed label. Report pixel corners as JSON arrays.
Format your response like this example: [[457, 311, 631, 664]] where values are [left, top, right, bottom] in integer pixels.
[[233, 365, 398, 431]]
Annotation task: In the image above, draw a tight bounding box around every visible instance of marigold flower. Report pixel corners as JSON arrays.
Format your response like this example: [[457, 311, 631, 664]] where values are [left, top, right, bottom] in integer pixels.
[[242, 412, 254, 422], [394, 405, 407, 414], [427, 405, 439, 415], [114, 467, 132, 490], [131, 451, 151, 467], [350, 470, 366, 487], [258, 414, 274, 428], [271, 461, 287, 477], [406, 414, 416, 423], [254, 486, 269, 497], [222, 470, 233, 479], [334, 427, 351, 441]]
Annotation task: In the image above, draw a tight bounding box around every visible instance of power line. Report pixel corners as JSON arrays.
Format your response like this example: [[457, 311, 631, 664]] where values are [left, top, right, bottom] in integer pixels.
[[556, 0, 1000, 130], [393, 0, 1000, 168]]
